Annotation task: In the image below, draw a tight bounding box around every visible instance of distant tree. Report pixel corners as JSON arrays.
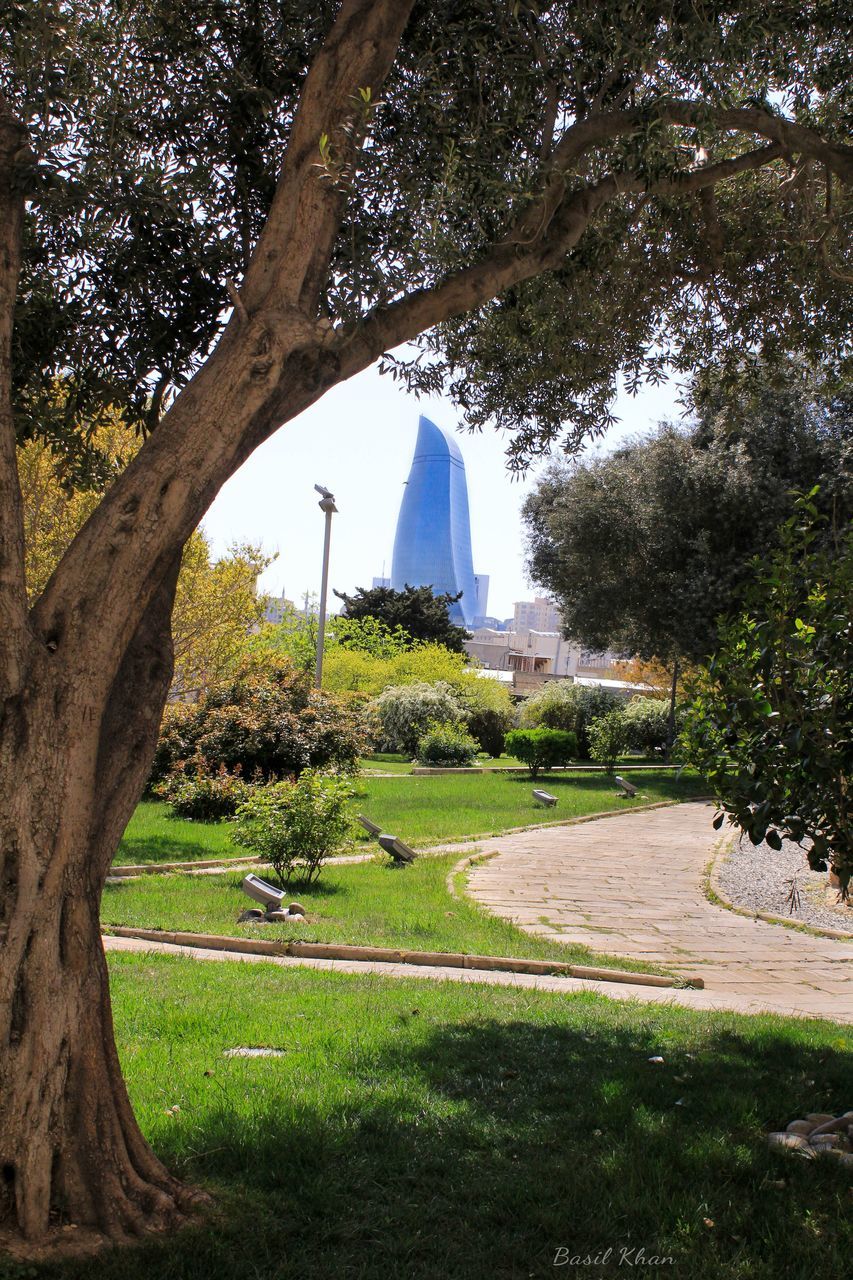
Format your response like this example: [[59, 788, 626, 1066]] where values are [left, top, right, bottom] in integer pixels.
[[334, 584, 469, 652], [525, 362, 852, 665], [682, 493, 853, 894], [523, 362, 853, 746]]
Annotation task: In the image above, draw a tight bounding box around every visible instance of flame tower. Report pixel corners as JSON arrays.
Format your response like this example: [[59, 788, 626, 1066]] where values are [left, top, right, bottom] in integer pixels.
[[391, 415, 483, 627]]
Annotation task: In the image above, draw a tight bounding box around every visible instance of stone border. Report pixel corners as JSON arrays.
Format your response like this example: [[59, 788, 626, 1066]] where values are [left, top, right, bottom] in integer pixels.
[[108, 853, 265, 878], [104, 925, 703, 989], [705, 838, 853, 942]]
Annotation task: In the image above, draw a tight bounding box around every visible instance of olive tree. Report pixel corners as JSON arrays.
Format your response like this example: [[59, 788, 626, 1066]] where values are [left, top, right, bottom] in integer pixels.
[[1, 0, 852, 1253]]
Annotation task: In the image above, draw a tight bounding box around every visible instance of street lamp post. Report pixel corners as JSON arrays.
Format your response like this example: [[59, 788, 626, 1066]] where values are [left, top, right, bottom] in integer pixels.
[[313, 484, 337, 689]]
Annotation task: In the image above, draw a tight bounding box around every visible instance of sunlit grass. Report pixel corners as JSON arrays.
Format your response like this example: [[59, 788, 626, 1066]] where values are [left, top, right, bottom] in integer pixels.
[[29, 954, 853, 1280], [102, 850, 666, 974]]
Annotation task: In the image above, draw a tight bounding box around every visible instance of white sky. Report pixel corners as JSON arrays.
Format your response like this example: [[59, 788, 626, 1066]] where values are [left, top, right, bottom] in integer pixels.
[[202, 355, 684, 621]]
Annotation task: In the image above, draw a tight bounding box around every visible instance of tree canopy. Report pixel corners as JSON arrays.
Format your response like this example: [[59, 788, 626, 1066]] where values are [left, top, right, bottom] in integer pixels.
[[4, 1, 852, 471], [334, 584, 470, 651], [522, 361, 853, 664]]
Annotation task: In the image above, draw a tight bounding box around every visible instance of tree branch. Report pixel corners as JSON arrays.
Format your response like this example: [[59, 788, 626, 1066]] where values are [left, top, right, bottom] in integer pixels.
[[240, 0, 416, 317], [0, 91, 33, 693], [340, 144, 783, 376]]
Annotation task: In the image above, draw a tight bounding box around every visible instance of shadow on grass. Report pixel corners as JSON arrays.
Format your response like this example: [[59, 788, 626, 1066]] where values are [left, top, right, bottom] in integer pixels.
[[115, 834, 221, 864], [30, 1010, 851, 1280]]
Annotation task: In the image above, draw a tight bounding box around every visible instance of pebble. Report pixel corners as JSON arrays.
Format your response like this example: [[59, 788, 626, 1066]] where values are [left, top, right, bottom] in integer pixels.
[[768, 1133, 812, 1154]]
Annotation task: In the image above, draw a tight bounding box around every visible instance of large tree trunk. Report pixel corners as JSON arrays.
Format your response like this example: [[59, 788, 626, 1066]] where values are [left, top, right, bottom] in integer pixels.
[[0, 561, 207, 1253]]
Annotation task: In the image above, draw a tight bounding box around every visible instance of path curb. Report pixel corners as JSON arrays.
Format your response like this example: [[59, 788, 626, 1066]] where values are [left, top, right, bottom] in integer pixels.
[[707, 839, 853, 942], [105, 925, 704, 989]]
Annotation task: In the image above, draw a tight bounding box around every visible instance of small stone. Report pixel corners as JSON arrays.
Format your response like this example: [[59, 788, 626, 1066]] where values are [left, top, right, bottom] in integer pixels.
[[809, 1114, 853, 1137], [823, 1149, 853, 1167], [288, 902, 306, 915], [266, 910, 289, 922], [786, 1119, 816, 1136], [805, 1113, 835, 1126], [767, 1132, 812, 1155], [810, 1134, 840, 1150], [238, 908, 265, 922], [648, 1056, 665, 1064]]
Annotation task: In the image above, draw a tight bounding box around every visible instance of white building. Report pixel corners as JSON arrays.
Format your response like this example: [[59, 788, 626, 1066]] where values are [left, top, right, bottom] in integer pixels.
[[512, 596, 562, 633]]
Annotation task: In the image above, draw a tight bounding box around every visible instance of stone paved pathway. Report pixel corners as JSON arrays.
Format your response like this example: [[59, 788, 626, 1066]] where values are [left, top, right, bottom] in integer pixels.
[[465, 802, 853, 1024]]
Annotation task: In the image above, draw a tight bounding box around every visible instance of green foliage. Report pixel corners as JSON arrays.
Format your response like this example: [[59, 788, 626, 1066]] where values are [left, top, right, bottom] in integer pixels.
[[153, 758, 252, 821], [457, 676, 515, 757], [521, 682, 619, 759], [151, 655, 369, 785], [415, 721, 479, 768], [329, 614, 413, 657], [681, 493, 853, 889], [523, 360, 853, 663], [587, 709, 630, 774], [334, 584, 469, 653], [374, 681, 464, 757], [232, 771, 356, 886], [623, 697, 684, 755], [504, 728, 577, 779], [6, 6, 853, 469]]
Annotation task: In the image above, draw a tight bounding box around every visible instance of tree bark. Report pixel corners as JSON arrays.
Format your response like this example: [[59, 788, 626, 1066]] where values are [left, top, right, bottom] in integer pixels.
[[0, 561, 208, 1253]]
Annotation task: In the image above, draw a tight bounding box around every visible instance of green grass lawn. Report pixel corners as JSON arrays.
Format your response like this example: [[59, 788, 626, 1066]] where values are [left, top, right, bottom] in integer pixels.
[[24, 954, 852, 1280], [102, 851, 666, 974], [116, 771, 700, 867], [353, 768, 701, 846], [116, 801, 246, 865]]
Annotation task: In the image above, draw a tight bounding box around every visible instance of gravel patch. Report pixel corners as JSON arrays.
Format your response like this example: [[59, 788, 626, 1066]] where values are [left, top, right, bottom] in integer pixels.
[[717, 835, 853, 935]]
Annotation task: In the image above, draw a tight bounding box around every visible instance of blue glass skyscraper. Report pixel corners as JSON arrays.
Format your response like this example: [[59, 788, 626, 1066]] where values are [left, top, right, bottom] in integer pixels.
[[391, 415, 483, 627]]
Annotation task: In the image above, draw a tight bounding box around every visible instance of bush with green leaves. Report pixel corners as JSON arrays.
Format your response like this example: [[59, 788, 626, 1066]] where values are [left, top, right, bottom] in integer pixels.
[[459, 677, 515, 757], [504, 728, 577, 778], [681, 492, 853, 893], [374, 681, 464, 757], [154, 758, 251, 820], [150, 654, 370, 786], [623, 697, 684, 755], [232, 771, 356, 886], [520, 681, 620, 758], [415, 721, 479, 767], [587, 709, 629, 773]]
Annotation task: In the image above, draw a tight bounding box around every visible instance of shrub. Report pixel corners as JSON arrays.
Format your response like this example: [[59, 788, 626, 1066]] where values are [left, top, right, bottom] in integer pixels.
[[521, 681, 620, 758], [623, 697, 684, 755], [587, 709, 629, 773], [150, 654, 370, 785], [374, 681, 463, 756], [232, 771, 356, 885], [415, 721, 479, 767], [154, 758, 252, 820], [459, 677, 515, 757], [504, 727, 577, 778]]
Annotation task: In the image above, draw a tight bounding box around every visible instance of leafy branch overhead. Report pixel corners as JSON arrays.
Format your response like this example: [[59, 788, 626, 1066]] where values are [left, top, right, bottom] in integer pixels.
[[5, 1, 852, 475]]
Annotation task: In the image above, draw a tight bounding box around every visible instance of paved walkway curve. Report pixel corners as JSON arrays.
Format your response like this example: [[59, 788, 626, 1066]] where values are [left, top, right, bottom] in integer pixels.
[[465, 802, 853, 1024]]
